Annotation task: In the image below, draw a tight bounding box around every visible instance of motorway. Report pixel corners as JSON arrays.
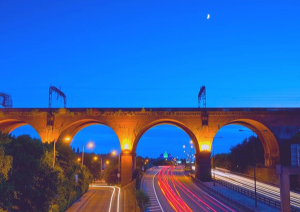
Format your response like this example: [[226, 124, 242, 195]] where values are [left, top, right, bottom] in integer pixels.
[[142, 166, 237, 212], [213, 169, 300, 209], [66, 185, 120, 212]]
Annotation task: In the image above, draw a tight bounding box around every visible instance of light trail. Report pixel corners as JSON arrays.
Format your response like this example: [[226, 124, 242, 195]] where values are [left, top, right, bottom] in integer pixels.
[[179, 170, 237, 212], [213, 169, 300, 209], [90, 185, 120, 212], [153, 168, 165, 212], [157, 166, 235, 212]]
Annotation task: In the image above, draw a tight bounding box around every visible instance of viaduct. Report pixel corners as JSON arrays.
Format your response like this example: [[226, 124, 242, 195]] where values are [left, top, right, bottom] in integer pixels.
[[0, 107, 299, 186]]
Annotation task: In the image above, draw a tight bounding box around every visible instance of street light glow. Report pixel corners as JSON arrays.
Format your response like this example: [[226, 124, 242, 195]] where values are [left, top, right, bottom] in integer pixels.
[[106, 160, 110, 164], [200, 144, 210, 151], [94, 156, 98, 160], [124, 144, 129, 150], [87, 142, 94, 149], [112, 150, 117, 156]]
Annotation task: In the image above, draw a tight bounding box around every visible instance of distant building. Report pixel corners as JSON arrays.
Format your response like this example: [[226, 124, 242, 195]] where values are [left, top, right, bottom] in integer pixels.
[[158, 151, 174, 161]]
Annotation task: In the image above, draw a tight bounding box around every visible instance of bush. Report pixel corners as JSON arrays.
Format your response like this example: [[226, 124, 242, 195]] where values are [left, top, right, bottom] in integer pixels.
[[0, 133, 92, 212], [136, 189, 150, 211]]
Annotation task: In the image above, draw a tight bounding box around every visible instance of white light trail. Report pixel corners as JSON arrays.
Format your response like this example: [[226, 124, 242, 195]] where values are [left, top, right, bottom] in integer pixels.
[[90, 185, 120, 212], [213, 169, 300, 209], [153, 168, 165, 212]]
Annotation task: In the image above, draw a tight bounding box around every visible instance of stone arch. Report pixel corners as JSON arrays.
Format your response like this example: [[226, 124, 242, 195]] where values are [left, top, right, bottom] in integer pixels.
[[222, 119, 280, 166], [132, 119, 200, 155], [57, 119, 121, 149], [0, 119, 42, 140]]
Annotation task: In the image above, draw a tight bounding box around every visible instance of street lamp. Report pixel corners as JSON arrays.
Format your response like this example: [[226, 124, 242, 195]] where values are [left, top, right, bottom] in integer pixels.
[[239, 129, 268, 207], [81, 141, 95, 166], [53, 139, 57, 168], [211, 136, 222, 186], [53, 136, 71, 167], [111, 150, 121, 184]]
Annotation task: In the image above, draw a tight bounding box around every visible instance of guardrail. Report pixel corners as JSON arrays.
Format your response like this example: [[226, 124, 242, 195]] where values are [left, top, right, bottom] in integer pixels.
[[215, 167, 280, 188], [189, 175, 258, 212], [216, 179, 300, 212]]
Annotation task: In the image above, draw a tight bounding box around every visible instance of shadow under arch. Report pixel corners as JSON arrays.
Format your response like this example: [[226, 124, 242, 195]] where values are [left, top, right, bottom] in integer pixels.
[[57, 119, 121, 149], [132, 119, 200, 154], [224, 119, 280, 166], [0, 119, 42, 140], [0, 119, 28, 134]]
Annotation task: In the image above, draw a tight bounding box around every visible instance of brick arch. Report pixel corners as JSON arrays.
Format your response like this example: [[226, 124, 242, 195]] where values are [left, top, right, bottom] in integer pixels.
[[223, 119, 280, 166], [57, 119, 121, 149], [132, 119, 200, 154], [0, 119, 42, 140]]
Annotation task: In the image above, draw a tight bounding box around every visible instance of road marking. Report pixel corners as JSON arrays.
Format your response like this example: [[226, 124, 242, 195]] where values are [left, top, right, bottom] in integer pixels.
[[90, 185, 120, 212], [152, 169, 164, 212]]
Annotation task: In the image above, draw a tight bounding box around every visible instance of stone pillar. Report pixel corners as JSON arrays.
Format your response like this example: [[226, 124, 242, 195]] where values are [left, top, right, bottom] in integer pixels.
[[277, 165, 291, 212], [121, 152, 135, 187], [132, 154, 136, 171], [195, 151, 212, 181]]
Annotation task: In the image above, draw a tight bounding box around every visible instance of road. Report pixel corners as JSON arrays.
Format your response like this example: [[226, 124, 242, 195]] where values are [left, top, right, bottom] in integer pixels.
[[213, 169, 300, 209], [142, 166, 236, 212], [66, 185, 120, 212]]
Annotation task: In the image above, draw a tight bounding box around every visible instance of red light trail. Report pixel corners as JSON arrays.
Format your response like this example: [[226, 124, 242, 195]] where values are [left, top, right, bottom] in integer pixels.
[[157, 166, 236, 212]]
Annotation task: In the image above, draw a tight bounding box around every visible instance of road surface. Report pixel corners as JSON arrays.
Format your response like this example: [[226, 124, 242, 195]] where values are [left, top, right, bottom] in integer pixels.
[[66, 185, 120, 212], [142, 166, 237, 212], [213, 169, 300, 209]]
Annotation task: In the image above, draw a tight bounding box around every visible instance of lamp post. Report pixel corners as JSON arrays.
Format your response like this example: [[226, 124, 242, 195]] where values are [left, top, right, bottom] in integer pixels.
[[81, 142, 95, 166], [211, 136, 222, 186], [112, 150, 121, 184], [53, 137, 71, 168], [53, 139, 57, 168], [239, 129, 268, 207]]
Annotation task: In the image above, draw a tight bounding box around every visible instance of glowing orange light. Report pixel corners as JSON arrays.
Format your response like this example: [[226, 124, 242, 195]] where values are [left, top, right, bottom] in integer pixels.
[[65, 137, 71, 141], [106, 160, 110, 164], [94, 156, 98, 160], [190, 140, 193, 144], [112, 150, 117, 156], [87, 142, 94, 149], [124, 144, 129, 150], [200, 144, 210, 151], [77, 158, 81, 162]]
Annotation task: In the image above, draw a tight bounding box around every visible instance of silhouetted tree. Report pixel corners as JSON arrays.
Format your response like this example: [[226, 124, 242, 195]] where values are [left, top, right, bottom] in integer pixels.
[[228, 136, 264, 172], [104, 157, 119, 185]]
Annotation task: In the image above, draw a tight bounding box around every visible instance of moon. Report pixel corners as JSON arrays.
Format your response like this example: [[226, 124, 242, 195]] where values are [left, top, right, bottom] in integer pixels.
[[207, 14, 210, 19]]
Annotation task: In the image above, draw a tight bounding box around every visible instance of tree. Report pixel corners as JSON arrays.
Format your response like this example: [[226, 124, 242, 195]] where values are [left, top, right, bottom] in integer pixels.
[[213, 153, 231, 170], [104, 157, 118, 185], [0, 135, 59, 211], [0, 133, 12, 180], [228, 136, 264, 172], [0, 134, 92, 212], [136, 189, 150, 212]]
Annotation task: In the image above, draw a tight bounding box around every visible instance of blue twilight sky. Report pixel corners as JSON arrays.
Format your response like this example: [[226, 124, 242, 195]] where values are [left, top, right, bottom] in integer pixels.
[[1, 1, 300, 158]]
